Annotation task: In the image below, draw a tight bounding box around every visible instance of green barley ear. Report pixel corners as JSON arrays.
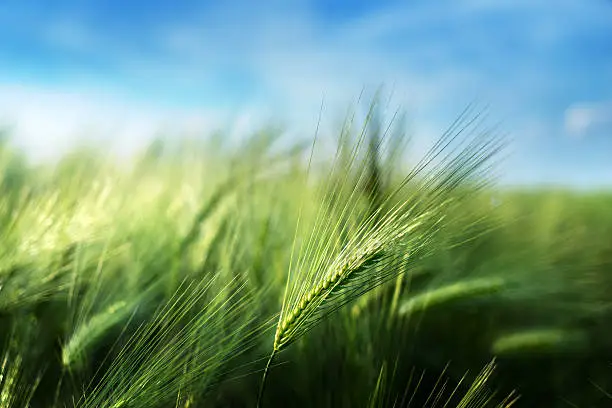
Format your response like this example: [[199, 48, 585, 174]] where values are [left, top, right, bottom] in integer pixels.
[[61, 239, 162, 371], [274, 102, 503, 349], [491, 328, 589, 356], [76, 275, 261, 408], [398, 277, 506, 316], [61, 299, 136, 370], [257, 101, 505, 407]]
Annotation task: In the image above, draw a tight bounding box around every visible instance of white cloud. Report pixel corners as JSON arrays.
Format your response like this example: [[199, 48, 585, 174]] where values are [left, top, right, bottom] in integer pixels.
[[564, 102, 612, 138]]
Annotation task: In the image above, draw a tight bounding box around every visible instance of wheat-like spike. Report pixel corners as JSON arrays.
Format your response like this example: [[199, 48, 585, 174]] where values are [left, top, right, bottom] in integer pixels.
[[398, 277, 506, 316], [491, 328, 589, 356], [273, 206, 446, 350], [76, 275, 262, 408], [256, 101, 504, 408], [274, 107, 502, 351], [62, 300, 132, 369]]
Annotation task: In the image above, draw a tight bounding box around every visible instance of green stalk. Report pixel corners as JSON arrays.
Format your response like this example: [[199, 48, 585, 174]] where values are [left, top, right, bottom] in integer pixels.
[[256, 349, 277, 408]]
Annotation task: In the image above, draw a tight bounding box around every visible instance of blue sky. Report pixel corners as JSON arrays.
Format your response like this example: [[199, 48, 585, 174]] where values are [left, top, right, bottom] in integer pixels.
[[0, 0, 611, 187]]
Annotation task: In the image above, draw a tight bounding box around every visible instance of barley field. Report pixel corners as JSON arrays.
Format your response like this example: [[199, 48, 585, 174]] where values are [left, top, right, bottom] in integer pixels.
[[0, 101, 610, 408]]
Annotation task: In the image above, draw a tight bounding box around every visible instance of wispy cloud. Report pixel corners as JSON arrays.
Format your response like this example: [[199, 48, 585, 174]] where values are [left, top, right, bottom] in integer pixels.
[[564, 102, 612, 138]]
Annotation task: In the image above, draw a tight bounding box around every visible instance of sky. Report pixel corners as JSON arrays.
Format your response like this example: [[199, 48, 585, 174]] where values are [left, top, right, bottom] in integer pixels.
[[0, 0, 611, 187]]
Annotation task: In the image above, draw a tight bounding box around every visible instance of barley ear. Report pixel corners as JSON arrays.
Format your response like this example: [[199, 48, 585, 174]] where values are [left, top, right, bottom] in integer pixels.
[[274, 103, 503, 351], [491, 328, 589, 356], [62, 299, 136, 370], [257, 102, 504, 407], [398, 277, 506, 316]]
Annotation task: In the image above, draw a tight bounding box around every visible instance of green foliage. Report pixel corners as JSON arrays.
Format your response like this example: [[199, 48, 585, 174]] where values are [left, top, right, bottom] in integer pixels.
[[0, 99, 609, 408]]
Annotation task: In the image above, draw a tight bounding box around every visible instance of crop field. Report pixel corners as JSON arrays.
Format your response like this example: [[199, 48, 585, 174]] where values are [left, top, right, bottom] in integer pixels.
[[0, 102, 610, 408]]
